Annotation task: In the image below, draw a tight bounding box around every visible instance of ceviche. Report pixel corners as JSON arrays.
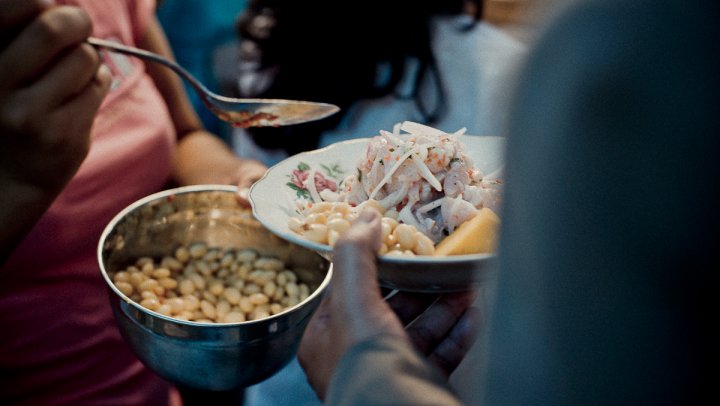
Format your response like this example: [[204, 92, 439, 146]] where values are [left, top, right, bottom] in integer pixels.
[[287, 121, 502, 256]]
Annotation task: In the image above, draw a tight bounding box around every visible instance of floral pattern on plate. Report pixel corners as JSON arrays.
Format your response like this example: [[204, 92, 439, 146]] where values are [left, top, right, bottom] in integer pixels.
[[285, 162, 345, 201]]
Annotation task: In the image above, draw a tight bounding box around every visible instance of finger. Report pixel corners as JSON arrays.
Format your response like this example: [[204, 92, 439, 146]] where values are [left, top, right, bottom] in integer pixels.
[[0, 0, 53, 32], [28, 42, 100, 109], [298, 295, 334, 400], [233, 160, 266, 189], [406, 290, 477, 354], [236, 187, 251, 208], [426, 306, 482, 377], [45, 63, 110, 145], [331, 209, 383, 302], [0, 6, 92, 88], [66, 61, 111, 111], [13, 47, 106, 136], [236, 170, 263, 189], [331, 210, 408, 340], [299, 294, 332, 354], [4, 64, 110, 190], [386, 291, 439, 325]]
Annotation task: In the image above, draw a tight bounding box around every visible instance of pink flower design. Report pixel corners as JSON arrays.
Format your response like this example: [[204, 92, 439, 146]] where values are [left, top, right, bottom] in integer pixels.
[[289, 168, 337, 193], [314, 172, 337, 192], [290, 169, 308, 189]]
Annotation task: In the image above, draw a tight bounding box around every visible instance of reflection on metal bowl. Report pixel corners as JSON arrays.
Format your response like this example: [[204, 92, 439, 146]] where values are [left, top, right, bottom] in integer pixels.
[[97, 185, 332, 391]]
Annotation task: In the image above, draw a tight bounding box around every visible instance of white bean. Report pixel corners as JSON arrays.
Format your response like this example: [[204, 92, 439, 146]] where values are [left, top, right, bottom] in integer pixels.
[[159, 278, 178, 290], [303, 223, 328, 244], [394, 224, 416, 251], [224, 311, 246, 323], [175, 247, 190, 263], [178, 279, 195, 295], [200, 300, 216, 319], [248, 293, 269, 306], [236, 249, 258, 263], [305, 212, 327, 225], [113, 271, 130, 283], [224, 287, 241, 305], [111, 244, 314, 324], [414, 233, 435, 256], [287, 217, 305, 233], [188, 242, 208, 259], [115, 281, 133, 296]]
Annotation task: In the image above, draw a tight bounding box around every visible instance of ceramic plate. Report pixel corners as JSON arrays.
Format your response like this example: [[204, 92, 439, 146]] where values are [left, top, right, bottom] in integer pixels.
[[249, 135, 505, 292]]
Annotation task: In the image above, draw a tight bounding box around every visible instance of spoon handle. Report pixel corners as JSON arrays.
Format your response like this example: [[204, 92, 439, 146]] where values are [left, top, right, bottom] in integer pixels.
[[87, 37, 213, 97], [87, 37, 340, 127]]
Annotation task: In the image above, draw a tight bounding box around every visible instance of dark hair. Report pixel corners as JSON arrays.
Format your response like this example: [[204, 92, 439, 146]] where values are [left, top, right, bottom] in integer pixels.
[[236, 0, 483, 155]]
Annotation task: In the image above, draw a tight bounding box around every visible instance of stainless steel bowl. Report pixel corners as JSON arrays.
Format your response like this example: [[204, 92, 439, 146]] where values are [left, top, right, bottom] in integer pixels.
[[97, 185, 332, 391]]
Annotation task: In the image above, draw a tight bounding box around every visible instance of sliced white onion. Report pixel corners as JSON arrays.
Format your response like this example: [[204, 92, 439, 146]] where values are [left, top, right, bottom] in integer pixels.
[[377, 181, 410, 210], [305, 169, 323, 203], [416, 197, 444, 214], [411, 154, 442, 191], [400, 121, 446, 137], [398, 204, 427, 235], [452, 127, 468, 136], [368, 146, 417, 201]]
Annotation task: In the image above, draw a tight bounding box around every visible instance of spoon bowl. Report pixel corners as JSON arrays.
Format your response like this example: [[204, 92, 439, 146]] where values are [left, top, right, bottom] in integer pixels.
[[88, 37, 339, 128]]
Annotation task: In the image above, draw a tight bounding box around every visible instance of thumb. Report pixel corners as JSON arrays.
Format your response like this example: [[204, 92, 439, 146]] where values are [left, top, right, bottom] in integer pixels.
[[330, 210, 406, 342], [331, 209, 383, 303]]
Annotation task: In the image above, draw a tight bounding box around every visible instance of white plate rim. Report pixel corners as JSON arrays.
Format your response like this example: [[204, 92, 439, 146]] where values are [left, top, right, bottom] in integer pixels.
[[248, 135, 505, 265]]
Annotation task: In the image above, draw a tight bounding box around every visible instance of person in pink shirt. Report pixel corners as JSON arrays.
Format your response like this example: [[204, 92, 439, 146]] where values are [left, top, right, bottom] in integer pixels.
[[0, 0, 266, 404]]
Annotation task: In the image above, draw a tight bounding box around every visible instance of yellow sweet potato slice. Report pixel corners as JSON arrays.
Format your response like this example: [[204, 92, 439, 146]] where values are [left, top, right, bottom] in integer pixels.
[[434, 207, 500, 256]]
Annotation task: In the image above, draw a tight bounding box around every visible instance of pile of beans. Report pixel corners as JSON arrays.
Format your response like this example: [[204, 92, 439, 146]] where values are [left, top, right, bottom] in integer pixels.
[[287, 200, 435, 256], [109, 243, 312, 323]]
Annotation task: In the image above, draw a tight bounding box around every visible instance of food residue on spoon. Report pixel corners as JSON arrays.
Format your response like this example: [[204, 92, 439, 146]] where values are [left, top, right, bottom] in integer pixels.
[[212, 108, 280, 128]]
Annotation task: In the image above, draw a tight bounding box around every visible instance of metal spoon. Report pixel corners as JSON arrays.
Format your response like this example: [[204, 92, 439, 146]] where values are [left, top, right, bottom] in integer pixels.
[[87, 37, 339, 128]]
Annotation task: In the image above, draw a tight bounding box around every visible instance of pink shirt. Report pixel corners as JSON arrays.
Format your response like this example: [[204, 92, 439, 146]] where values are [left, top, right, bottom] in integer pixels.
[[0, 0, 176, 404]]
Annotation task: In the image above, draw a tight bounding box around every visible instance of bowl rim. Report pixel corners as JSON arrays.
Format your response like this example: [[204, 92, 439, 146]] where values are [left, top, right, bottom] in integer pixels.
[[97, 184, 333, 327]]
